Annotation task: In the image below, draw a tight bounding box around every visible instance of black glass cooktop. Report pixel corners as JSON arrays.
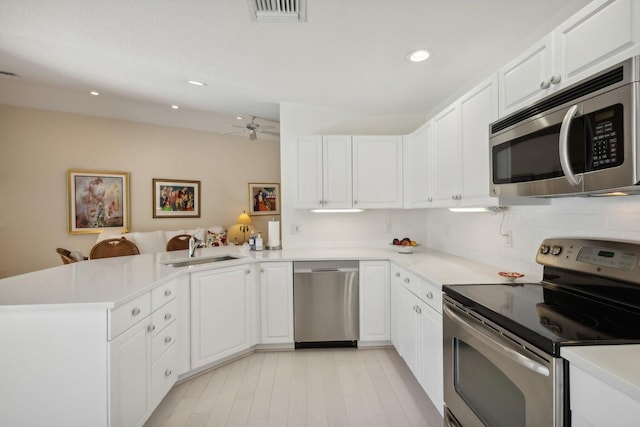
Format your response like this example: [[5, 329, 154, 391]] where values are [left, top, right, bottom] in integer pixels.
[[443, 267, 640, 356]]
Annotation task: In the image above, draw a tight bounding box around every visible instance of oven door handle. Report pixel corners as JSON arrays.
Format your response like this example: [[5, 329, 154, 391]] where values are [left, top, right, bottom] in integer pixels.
[[444, 303, 550, 377], [559, 104, 583, 187]]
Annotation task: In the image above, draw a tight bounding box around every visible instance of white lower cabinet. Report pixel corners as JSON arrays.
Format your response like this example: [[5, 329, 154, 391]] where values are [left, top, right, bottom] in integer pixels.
[[259, 262, 294, 344], [190, 265, 254, 369], [109, 318, 151, 427], [390, 263, 444, 416], [108, 278, 181, 427], [359, 260, 391, 343]]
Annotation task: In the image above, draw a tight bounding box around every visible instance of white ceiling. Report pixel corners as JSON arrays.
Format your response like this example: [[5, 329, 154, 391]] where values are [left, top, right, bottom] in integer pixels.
[[0, 0, 592, 138]]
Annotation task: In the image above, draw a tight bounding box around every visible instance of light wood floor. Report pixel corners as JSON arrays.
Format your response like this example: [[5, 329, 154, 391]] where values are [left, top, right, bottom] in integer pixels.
[[144, 347, 443, 427]]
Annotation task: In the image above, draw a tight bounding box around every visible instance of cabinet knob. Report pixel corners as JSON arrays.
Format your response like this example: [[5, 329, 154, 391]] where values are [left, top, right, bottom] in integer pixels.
[[260, 269, 265, 273], [427, 197, 433, 202], [415, 306, 422, 314], [404, 278, 410, 283], [395, 272, 400, 277], [426, 292, 433, 299], [148, 324, 156, 333], [165, 369, 172, 377], [354, 200, 358, 205], [164, 313, 172, 320], [246, 270, 251, 275], [164, 289, 172, 297], [540, 79, 551, 89], [164, 336, 172, 344], [131, 307, 141, 316], [550, 74, 562, 85]]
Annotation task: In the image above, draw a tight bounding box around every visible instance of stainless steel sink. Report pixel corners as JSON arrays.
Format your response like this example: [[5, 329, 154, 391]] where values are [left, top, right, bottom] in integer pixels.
[[160, 255, 240, 267]]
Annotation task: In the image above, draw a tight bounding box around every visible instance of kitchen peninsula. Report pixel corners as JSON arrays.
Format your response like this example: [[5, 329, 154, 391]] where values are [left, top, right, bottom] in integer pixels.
[[0, 245, 503, 427]]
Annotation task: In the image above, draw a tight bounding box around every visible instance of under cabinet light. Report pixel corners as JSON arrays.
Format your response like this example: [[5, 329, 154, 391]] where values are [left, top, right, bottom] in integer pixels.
[[449, 206, 503, 213], [310, 209, 364, 213]]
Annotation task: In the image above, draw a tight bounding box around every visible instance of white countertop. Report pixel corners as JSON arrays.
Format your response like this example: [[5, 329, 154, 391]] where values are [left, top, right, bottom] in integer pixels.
[[0, 244, 517, 310], [561, 345, 640, 402]]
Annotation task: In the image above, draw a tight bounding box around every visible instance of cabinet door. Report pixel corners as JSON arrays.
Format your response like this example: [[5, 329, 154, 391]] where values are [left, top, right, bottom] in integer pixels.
[[403, 122, 433, 208], [295, 136, 324, 209], [109, 318, 151, 427], [260, 262, 294, 344], [323, 135, 353, 209], [498, 34, 554, 116], [401, 289, 420, 379], [554, 0, 640, 87], [190, 266, 252, 369], [459, 74, 499, 202], [352, 136, 403, 208], [359, 260, 390, 342], [419, 301, 444, 417], [432, 103, 461, 204]]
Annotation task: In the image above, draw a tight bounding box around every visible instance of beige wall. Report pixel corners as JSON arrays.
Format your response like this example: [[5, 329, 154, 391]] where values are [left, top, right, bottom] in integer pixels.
[[0, 105, 280, 277]]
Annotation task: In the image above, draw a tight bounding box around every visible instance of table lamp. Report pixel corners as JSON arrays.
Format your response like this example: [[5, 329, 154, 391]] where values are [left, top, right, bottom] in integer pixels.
[[237, 210, 252, 243]]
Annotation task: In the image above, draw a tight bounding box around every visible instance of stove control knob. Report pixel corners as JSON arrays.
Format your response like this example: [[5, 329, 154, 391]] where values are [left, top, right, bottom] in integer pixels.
[[539, 245, 550, 254], [551, 246, 562, 256]]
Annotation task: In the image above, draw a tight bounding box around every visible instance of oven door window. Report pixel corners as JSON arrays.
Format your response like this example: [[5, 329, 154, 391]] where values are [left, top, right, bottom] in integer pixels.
[[492, 119, 585, 184], [454, 338, 525, 427]]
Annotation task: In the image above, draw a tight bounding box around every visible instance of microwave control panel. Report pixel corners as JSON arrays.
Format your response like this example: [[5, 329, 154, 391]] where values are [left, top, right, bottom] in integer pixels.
[[589, 104, 623, 170]]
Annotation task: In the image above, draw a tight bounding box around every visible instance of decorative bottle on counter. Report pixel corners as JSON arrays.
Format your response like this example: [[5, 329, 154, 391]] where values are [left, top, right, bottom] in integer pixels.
[[255, 233, 263, 251], [249, 230, 256, 250]]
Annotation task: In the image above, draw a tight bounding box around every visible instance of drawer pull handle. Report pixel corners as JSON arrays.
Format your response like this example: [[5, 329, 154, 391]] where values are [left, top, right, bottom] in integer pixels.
[[165, 336, 172, 344], [165, 369, 172, 377], [164, 313, 172, 320], [426, 292, 433, 299], [164, 289, 172, 297], [148, 324, 156, 333], [131, 307, 141, 316]]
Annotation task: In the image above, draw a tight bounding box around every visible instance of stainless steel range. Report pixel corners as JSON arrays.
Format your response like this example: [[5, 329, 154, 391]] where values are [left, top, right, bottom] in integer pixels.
[[442, 238, 640, 427]]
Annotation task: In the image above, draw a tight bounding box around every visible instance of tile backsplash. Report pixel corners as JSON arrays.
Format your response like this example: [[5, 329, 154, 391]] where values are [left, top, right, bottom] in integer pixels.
[[425, 196, 640, 277]]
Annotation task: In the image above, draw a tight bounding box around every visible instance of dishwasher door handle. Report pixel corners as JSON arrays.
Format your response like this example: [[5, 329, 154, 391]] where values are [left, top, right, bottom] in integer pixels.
[[294, 268, 359, 273]]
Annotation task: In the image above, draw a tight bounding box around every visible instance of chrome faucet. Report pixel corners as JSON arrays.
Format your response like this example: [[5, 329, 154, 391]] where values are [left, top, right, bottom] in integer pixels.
[[188, 234, 205, 258]]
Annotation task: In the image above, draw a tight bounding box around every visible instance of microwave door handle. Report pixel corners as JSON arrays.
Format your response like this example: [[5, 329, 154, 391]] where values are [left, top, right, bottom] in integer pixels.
[[559, 104, 583, 186], [443, 303, 550, 376]]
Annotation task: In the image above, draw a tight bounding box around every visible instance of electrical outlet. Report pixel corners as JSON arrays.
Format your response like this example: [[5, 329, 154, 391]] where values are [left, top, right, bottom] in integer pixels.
[[503, 231, 513, 248], [290, 224, 300, 234], [384, 221, 392, 233]]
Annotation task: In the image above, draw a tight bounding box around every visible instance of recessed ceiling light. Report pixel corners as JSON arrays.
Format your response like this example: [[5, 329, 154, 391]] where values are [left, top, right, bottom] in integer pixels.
[[171, 105, 180, 110], [406, 49, 433, 63], [90, 91, 100, 96], [187, 80, 207, 86], [236, 116, 243, 120]]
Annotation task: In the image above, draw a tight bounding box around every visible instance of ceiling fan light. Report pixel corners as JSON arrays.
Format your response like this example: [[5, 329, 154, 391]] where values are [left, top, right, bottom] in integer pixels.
[[249, 130, 257, 140]]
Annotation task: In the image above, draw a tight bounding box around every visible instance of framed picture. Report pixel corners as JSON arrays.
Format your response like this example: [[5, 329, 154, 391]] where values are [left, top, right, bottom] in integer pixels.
[[153, 179, 201, 218], [249, 183, 280, 216], [67, 169, 130, 234]]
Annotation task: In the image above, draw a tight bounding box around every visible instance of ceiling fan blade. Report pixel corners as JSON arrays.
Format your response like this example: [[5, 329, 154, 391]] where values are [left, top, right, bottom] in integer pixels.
[[257, 130, 280, 137]]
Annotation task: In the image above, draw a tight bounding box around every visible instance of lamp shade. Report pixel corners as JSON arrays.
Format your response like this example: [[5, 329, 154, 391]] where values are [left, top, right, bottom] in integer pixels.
[[237, 211, 252, 225]]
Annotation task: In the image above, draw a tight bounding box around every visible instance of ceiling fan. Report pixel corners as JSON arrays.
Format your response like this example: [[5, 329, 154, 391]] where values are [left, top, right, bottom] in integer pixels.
[[226, 116, 280, 140]]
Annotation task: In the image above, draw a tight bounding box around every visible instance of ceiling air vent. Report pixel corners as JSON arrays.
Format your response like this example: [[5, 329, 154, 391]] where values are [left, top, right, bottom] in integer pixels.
[[247, 0, 306, 22]]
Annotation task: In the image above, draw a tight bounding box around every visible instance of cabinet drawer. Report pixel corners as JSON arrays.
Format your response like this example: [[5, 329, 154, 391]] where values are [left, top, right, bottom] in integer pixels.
[[151, 280, 177, 311], [150, 298, 177, 337], [151, 341, 178, 409], [420, 279, 442, 314], [108, 293, 151, 340], [392, 266, 420, 296], [152, 320, 178, 362]]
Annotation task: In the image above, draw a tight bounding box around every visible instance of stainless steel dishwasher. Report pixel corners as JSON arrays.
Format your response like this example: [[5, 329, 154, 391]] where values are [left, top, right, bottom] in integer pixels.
[[293, 260, 359, 348]]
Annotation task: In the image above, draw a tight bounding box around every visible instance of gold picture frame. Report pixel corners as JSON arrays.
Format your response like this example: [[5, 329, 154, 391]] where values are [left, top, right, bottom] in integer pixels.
[[67, 169, 130, 234], [153, 178, 201, 218], [248, 183, 280, 216]]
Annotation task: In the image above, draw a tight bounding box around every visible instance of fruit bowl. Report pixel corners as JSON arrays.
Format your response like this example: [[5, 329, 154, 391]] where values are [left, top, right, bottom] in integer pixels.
[[390, 238, 420, 254]]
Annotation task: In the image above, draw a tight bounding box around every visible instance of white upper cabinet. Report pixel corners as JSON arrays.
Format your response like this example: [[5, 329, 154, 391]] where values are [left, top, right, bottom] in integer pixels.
[[498, 34, 554, 116], [295, 135, 353, 209], [352, 136, 404, 209], [554, 0, 640, 87], [323, 136, 353, 209], [459, 74, 499, 203], [499, 0, 640, 116], [403, 122, 434, 208], [295, 136, 324, 209], [432, 102, 461, 204]]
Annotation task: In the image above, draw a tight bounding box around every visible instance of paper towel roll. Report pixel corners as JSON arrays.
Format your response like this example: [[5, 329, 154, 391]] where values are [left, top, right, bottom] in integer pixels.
[[268, 220, 280, 248]]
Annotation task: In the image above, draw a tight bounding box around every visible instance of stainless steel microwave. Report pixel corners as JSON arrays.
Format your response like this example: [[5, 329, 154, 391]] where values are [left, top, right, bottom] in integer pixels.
[[490, 56, 640, 197]]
